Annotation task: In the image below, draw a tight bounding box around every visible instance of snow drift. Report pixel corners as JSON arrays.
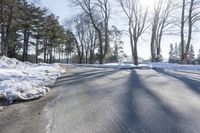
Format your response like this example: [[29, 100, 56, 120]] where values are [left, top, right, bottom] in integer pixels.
[[76, 62, 200, 70], [0, 56, 65, 102], [149, 62, 200, 70]]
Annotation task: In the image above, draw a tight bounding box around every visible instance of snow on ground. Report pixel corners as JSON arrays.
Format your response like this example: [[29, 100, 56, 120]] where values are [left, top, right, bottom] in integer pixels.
[[0, 56, 65, 102], [149, 62, 200, 70], [75, 63, 149, 69], [76, 62, 200, 70], [1, 55, 199, 103]]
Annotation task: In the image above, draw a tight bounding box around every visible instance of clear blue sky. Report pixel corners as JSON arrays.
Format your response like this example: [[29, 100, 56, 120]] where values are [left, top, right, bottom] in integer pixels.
[[40, 0, 200, 60], [40, 0, 73, 23]]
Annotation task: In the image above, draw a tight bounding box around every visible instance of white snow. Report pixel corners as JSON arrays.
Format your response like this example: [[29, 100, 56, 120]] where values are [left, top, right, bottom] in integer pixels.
[[76, 63, 149, 69], [149, 62, 200, 70], [76, 62, 200, 70], [0, 56, 65, 102], [1, 55, 199, 102]]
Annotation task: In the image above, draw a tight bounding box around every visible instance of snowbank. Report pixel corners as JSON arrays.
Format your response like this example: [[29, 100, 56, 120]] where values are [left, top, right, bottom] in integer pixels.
[[149, 62, 200, 70], [0, 56, 65, 102], [75, 62, 200, 70], [75, 63, 149, 69]]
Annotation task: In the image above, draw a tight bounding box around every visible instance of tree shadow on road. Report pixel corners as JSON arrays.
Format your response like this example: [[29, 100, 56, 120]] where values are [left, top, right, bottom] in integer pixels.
[[56, 69, 118, 87], [55, 68, 185, 133], [58, 69, 103, 80], [154, 69, 200, 95], [119, 70, 182, 133], [174, 70, 200, 75]]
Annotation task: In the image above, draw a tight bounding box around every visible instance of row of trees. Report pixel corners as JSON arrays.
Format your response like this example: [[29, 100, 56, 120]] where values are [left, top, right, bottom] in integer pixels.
[[169, 43, 200, 64], [1, 0, 200, 65], [70, 0, 111, 64], [0, 0, 75, 63], [119, 0, 200, 65], [69, 0, 200, 65], [63, 0, 126, 64], [0, 0, 125, 64], [69, 0, 149, 65]]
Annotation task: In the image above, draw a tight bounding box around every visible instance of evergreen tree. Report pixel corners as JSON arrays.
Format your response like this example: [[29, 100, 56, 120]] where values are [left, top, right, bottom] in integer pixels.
[[188, 45, 195, 64], [106, 44, 118, 63], [174, 43, 180, 63], [31, 7, 47, 63], [64, 30, 76, 63], [169, 43, 174, 63], [0, 0, 66, 63]]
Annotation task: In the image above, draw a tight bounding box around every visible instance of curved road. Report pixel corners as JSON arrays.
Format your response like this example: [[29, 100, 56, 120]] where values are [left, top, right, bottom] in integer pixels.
[[1, 67, 200, 133]]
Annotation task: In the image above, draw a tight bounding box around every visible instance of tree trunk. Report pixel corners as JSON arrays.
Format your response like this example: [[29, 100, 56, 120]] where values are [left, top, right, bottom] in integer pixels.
[[103, 20, 109, 61], [89, 50, 94, 64], [1, 25, 6, 55], [150, 21, 157, 62], [7, 30, 17, 58], [59, 50, 61, 63], [181, 0, 186, 63], [35, 38, 39, 63], [49, 46, 53, 64], [0, 0, 5, 56], [184, 0, 194, 64], [85, 51, 88, 64], [97, 29, 103, 64], [22, 29, 30, 62], [133, 38, 139, 65], [129, 26, 135, 64], [44, 39, 47, 63]]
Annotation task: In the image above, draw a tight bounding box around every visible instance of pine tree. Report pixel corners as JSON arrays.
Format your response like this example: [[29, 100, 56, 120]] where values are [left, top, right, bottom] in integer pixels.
[[188, 45, 195, 64], [169, 43, 174, 63], [179, 43, 182, 60], [64, 30, 76, 63], [174, 43, 180, 63], [0, 0, 66, 63]]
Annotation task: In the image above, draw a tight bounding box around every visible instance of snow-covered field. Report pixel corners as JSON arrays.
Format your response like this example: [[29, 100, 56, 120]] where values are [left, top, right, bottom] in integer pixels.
[[76, 62, 200, 70], [0, 56, 65, 102]]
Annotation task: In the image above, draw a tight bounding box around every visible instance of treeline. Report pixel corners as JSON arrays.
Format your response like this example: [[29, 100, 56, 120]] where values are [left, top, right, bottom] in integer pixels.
[[65, 13, 125, 64], [169, 43, 200, 64], [0, 0, 125, 64], [0, 0, 73, 63], [1, 0, 200, 65], [70, 0, 200, 65], [65, 0, 126, 64]]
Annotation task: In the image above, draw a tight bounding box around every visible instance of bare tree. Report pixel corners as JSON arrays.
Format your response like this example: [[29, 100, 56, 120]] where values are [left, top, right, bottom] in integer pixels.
[[68, 13, 98, 64], [180, 0, 200, 64], [118, 0, 148, 65], [74, 15, 85, 64], [150, 0, 177, 62], [72, 0, 110, 64], [83, 22, 98, 64], [87, 24, 98, 64]]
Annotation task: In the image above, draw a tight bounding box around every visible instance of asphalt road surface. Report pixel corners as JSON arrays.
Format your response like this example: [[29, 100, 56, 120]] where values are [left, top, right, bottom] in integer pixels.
[[1, 67, 200, 133]]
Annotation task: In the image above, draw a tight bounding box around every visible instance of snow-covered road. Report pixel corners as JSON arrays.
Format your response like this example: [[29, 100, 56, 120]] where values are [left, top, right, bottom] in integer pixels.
[[1, 66, 200, 133]]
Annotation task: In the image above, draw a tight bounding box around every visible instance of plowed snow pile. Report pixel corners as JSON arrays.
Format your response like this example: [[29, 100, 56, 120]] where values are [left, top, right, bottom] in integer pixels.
[[0, 56, 64, 102]]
